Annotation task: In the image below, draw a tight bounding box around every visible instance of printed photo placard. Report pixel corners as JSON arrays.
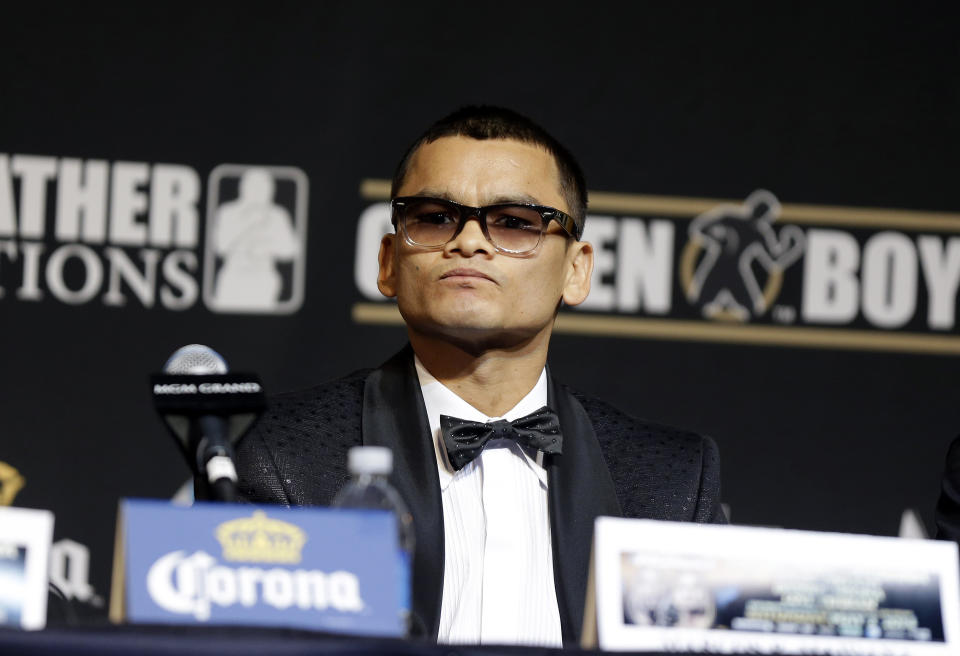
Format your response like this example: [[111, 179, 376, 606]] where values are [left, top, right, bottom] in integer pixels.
[[0, 506, 54, 630], [583, 518, 960, 655]]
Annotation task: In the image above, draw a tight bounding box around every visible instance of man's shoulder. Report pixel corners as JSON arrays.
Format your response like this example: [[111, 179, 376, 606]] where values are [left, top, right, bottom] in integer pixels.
[[266, 368, 371, 420], [564, 385, 722, 522], [254, 367, 372, 445], [235, 368, 371, 506], [568, 387, 708, 449]]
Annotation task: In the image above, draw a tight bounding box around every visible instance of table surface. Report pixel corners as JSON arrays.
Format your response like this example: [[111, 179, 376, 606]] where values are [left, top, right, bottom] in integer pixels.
[[0, 624, 589, 656], [0, 622, 882, 656]]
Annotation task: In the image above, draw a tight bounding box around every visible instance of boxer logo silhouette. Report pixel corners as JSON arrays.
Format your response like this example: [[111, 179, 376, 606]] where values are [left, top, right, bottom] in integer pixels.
[[203, 165, 308, 314], [680, 190, 805, 321]]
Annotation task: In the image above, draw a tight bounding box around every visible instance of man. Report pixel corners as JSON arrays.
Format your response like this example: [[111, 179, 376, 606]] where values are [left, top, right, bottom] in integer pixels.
[[235, 106, 724, 646]]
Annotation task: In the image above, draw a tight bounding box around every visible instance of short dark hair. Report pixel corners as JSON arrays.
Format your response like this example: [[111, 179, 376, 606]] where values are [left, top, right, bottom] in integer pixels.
[[391, 106, 588, 231]]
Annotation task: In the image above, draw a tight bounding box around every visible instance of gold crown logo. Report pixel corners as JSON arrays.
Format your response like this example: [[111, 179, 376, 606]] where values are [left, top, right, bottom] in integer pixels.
[[0, 461, 26, 506], [215, 510, 307, 563]]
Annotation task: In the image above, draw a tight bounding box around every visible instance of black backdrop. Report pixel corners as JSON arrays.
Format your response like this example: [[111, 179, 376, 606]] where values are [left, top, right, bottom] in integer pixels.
[[2, 2, 958, 615]]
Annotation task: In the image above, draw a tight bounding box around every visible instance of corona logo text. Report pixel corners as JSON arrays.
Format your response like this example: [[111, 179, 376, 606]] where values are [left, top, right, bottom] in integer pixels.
[[146, 550, 364, 621]]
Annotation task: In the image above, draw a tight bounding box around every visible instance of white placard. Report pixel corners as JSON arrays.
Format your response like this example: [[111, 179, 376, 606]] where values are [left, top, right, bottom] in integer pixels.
[[0, 506, 54, 630], [583, 517, 960, 655]]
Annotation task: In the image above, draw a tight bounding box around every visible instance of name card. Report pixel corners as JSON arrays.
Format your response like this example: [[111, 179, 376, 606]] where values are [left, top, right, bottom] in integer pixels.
[[582, 518, 960, 655], [110, 499, 403, 636], [0, 506, 54, 630]]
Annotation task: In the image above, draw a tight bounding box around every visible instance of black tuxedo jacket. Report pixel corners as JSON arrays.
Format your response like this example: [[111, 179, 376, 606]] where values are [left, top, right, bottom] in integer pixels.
[[234, 347, 724, 644]]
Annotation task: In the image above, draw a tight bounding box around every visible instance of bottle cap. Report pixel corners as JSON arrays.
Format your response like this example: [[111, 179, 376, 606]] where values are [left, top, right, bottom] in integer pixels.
[[347, 446, 393, 475]]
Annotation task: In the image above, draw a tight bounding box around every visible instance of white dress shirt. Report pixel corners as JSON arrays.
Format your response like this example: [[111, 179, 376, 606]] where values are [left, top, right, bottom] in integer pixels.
[[414, 356, 563, 647]]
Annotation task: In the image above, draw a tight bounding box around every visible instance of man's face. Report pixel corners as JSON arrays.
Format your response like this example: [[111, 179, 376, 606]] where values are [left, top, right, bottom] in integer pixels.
[[377, 136, 593, 348]]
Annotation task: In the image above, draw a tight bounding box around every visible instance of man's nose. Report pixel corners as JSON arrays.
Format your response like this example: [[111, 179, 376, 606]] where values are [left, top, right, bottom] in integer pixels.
[[445, 217, 493, 256]]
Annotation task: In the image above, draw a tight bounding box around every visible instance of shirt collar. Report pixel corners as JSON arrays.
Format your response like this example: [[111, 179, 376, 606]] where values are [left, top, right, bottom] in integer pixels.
[[414, 355, 549, 490]]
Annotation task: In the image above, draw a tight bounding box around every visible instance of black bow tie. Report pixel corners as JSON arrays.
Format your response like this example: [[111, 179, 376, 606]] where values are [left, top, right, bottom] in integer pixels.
[[440, 406, 563, 471]]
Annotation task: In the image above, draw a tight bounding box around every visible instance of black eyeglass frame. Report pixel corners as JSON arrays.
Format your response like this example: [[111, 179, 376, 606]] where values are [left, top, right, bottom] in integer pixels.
[[390, 196, 583, 256]]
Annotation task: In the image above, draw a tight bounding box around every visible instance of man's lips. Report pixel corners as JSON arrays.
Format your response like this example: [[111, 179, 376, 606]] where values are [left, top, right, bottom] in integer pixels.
[[439, 268, 496, 283]]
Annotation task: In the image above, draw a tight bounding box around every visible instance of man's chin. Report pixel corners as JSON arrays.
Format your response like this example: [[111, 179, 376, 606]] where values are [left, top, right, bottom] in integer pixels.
[[412, 316, 507, 338], [400, 311, 545, 351]]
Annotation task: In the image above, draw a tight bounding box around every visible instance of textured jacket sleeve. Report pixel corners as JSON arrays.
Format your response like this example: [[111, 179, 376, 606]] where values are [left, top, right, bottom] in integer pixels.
[[234, 421, 293, 505]]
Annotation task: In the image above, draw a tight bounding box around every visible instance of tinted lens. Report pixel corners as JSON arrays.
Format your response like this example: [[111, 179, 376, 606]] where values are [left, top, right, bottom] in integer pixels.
[[486, 205, 545, 252], [402, 199, 461, 246]]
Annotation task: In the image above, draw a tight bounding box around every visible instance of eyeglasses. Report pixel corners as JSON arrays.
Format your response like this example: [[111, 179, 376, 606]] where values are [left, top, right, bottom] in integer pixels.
[[391, 196, 582, 256]]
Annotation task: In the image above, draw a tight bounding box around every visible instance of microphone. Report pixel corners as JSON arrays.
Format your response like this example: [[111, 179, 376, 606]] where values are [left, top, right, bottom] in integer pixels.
[[151, 344, 266, 502]]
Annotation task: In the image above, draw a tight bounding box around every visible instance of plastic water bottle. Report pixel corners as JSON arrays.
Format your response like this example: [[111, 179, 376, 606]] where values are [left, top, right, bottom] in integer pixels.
[[332, 446, 415, 633]]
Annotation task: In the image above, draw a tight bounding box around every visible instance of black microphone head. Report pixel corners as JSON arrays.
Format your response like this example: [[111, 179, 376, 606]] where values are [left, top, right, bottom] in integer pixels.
[[163, 344, 228, 375]]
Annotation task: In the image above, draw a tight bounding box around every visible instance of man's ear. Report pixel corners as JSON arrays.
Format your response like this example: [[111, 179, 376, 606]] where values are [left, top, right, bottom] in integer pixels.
[[561, 240, 594, 307], [377, 233, 398, 298]]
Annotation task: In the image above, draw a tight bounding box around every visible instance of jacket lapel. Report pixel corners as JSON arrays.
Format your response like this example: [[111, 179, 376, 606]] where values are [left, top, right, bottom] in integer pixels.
[[547, 373, 622, 645], [361, 346, 444, 639]]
